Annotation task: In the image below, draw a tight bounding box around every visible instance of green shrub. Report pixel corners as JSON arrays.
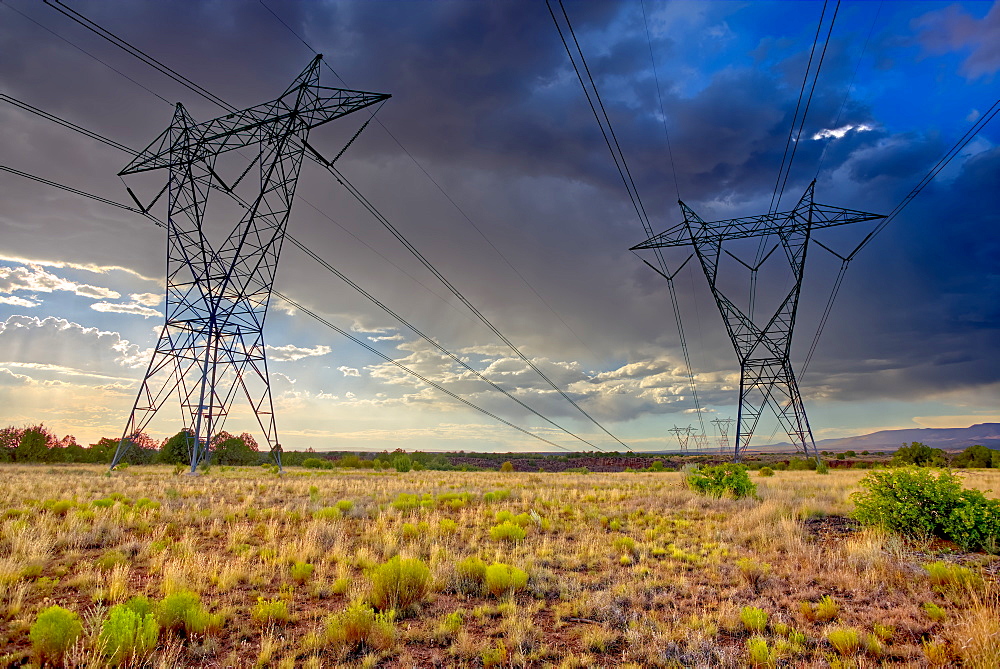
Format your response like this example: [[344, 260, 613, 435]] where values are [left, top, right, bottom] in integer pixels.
[[482, 489, 511, 503], [335, 499, 354, 514], [758, 466, 775, 477], [290, 561, 314, 584], [892, 442, 948, 466], [740, 606, 768, 633], [302, 457, 332, 469], [252, 597, 290, 625], [684, 464, 756, 499], [368, 556, 431, 612], [100, 603, 159, 665], [391, 493, 420, 512], [746, 636, 776, 668], [489, 521, 527, 543], [158, 590, 211, 635], [313, 506, 342, 521], [922, 601, 947, 622], [454, 556, 487, 595], [30, 606, 82, 664], [852, 468, 1000, 551], [815, 460, 830, 475], [483, 563, 528, 597], [325, 600, 395, 650], [826, 627, 860, 656], [500, 461, 514, 472]]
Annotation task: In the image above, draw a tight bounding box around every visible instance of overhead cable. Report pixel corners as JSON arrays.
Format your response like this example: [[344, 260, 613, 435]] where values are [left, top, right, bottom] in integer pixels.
[[0, 164, 581, 452], [42, 0, 631, 452]]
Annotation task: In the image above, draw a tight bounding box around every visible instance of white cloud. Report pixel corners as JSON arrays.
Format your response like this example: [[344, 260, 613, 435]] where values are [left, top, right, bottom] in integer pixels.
[[91, 301, 161, 318], [0, 315, 146, 371], [0, 295, 40, 308], [0, 253, 160, 283], [369, 334, 405, 343], [266, 343, 332, 362], [338, 366, 360, 377], [130, 292, 162, 307], [811, 124, 874, 141], [0, 264, 120, 300]]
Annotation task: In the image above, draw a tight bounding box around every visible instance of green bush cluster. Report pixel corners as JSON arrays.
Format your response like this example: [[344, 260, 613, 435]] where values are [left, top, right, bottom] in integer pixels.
[[368, 556, 431, 612], [325, 600, 395, 651], [100, 599, 159, 665], [852, 468, 1000, 552], [157, 590, 215, 635], [483, 563, 529, 597], [29, 605, 82, 664], [684, 464, 757, 499], [489, 520, 527, 543]]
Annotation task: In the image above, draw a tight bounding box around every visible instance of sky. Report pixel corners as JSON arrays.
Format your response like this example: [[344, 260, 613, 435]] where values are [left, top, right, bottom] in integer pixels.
[[0, 0, 997, 454]]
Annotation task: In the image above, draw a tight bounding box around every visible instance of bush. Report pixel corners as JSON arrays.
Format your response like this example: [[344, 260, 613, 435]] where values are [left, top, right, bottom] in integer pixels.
[[483, 563, 528, 598], [252, 597, 290, 625], [100, 603, 159, 665], [892, 441, 947, 467], [740, 606, 768, 633], [325, 600, 395, 651], [368, 556, 431, 612], [158, 590, 211, 635], [758, 466, 775, 477], [684, 464, 756, 499], [302, 457, 332, 469], [952, 444, 996, 468], [454, 556, 487, 595], [852, 468, 1000, 551], [500, 461, 514, 472], [290, 561, 315, 584], [489, 521, 527, 543], [30, 606, 82, 664], [826, 627, 861, 656]]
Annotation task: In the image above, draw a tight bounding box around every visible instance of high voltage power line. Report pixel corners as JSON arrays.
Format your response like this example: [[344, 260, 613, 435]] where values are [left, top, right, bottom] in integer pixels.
[[0, 91, 607, 452], [5, 3, 630, 451], [547, 0, 708, 443], [0, 160, 581, 453]]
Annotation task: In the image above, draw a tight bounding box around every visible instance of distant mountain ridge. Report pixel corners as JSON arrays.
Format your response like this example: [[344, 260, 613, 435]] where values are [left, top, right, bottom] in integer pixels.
[[809, 423, 1000, 452]]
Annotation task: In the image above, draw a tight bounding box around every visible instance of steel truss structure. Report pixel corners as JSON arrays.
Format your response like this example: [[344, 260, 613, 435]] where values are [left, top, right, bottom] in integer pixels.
[[111, 56, 389, 472], [633, 182, 884, 461]]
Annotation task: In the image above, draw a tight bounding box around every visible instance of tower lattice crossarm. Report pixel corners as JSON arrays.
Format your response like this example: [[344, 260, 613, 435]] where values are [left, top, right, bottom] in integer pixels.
[[631, 182, 884, 462], [111, 56, 389, 472]]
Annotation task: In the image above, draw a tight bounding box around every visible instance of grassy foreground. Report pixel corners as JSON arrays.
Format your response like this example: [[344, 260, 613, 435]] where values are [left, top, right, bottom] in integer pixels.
[[0, 464, 998, 667]]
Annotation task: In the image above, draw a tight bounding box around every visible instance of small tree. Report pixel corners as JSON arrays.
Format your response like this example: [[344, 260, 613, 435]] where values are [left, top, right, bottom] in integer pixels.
[[158, 430, 193, 465], [952, 444, 995, 468], [15, 425, 59, 462], [500, 461, 514, 472], [892, 442, 947, 467]]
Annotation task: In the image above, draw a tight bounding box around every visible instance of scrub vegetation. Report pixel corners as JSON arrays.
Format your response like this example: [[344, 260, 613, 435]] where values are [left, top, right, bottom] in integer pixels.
[[0, 460, 997, 667]]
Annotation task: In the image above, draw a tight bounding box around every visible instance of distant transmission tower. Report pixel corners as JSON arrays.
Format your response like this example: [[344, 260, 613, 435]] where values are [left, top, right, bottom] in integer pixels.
[[669, 425, 690, 454], [633, 182, 883, 461], [711, 417, 734, 455], [690, 427, 709, 453], [110, 56, 389, 473]]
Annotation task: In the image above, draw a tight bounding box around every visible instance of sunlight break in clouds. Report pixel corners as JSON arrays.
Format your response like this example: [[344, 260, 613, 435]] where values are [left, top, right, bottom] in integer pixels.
[[811, 124, 874, 140], [0, 264, 120, 300], [266, 344, 332, 362]]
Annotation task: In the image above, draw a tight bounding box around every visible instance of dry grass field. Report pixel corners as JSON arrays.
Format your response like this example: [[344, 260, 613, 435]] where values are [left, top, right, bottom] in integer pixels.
[[0, 464, 998, 667]]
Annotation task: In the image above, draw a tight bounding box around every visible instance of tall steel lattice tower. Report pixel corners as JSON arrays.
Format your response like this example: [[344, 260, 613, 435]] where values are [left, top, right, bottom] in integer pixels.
[[111, 56, 389, 472], [632, 183, 884, 461]]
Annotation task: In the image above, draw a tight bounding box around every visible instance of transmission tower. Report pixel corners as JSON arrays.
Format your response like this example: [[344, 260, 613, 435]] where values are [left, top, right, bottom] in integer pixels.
[[690, 427, 709, 453], [668, 425, 690, 454], [110, 56, 389, 473], [633, 182, 883, 462], [711, 417, 734, 455]]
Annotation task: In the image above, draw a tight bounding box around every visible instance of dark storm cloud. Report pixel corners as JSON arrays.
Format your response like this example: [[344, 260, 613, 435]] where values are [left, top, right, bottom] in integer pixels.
[[1, 0, 997, 437]]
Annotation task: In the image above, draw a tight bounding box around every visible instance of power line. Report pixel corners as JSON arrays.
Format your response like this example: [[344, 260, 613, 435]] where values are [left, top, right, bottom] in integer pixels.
[[42, 0, 631, 452], [0, 164, 581, 452], [0, 0, 171, 105], [257, 0, 605, 374], [2, 92, 604, 451], [549, 0, 707, 439]]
